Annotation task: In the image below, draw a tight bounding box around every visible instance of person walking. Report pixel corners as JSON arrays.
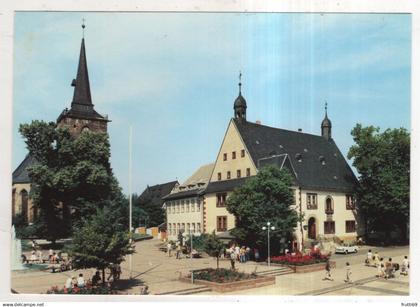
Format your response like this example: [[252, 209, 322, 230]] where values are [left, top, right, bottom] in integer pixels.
[[230, 250, 236, 270], [92, 271, 101, 286], [176, 242, 181, 259], [167, 242, 172, 257], [373, 251, 380, 267], [322, 259, 333, 281], [401, 256, 409, 276], [254, 248, 260, 262], [344, 262, 352, 283], [366, 249, 373, 266]]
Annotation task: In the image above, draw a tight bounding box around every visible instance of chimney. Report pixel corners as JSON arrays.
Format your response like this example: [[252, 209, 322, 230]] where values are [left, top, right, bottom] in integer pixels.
[[298, 128, 302, 132], [256, 120, 261, 125]]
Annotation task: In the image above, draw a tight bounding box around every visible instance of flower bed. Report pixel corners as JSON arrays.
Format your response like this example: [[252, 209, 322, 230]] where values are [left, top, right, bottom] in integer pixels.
[[193, 268, 258, 283], [46, 285, 116, 295], [180, 268, 275, 293], [271, 249, 330, 266]]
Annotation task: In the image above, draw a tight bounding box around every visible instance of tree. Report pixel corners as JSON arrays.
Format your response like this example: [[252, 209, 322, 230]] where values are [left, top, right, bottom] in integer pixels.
[[132, 193, 165, 227], [347, 124, 410, 242], [226, 166, 299, 256], [203, 231, 225, 269], [19, 120, 125, 242], [68, 206, 133, 284]]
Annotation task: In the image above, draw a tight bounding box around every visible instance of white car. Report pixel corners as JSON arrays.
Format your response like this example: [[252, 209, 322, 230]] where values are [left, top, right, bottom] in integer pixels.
[[335, 243, 358, 254]]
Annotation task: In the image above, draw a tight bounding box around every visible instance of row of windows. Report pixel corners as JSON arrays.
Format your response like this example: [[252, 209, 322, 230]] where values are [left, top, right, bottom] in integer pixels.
[[306, 194, 355, 211], [217, 168, 251, 181], [168, 222, 201, 236], [323, 220, 356, 234], [166, 199, 201, 214], [223, 149, 246, 161]]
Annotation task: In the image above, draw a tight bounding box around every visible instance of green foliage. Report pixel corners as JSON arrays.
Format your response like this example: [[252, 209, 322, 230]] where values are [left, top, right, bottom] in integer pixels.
[[202, 231, 225, 269], [193, 268, 257, 283], [68, 206, 133, 274], [226, 166, 298, 253], [184, 233, 207, 252], [347, 124, 410, 241], [132, 193, 165, 227], [18, 120, 127, 242], [132, 233, 152, 241]]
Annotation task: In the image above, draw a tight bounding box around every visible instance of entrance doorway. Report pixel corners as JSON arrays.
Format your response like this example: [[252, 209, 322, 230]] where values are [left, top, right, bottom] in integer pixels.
[[308, 217, 316, 240]]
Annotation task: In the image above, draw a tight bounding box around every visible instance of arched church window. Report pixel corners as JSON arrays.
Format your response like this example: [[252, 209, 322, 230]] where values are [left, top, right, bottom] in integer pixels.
[[20, 190, 28, 222]]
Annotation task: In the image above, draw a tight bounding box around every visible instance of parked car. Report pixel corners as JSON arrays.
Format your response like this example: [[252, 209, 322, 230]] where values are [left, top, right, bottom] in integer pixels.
[[335, 243, 358, 254]]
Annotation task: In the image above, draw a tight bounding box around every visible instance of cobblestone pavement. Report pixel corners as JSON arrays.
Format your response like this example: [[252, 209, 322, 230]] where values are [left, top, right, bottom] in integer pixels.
[[11, 238, 409, 296]]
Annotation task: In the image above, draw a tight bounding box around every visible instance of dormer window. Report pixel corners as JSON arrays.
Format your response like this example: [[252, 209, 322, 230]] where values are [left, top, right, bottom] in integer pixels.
[[319, 155, 326, 165], [295, 153, 302, 162]]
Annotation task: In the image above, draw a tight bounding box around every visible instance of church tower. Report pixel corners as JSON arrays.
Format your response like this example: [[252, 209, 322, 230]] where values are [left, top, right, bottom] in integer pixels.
[[233, 72, 247, 121], [321, 102, 332, 140], [57, 22, 109, 136]]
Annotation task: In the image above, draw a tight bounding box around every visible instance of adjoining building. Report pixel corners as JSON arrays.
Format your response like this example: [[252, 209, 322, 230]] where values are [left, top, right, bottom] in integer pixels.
[[163, 163, 214, 241], [136, 181, 179, 228], [12, 27, 109, 223]]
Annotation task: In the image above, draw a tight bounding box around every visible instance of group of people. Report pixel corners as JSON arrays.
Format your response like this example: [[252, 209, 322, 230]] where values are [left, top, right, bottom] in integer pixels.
[[323, 251, 410, 283], [64, 264, 122, 291], [225, 245, 259, 270], [366, 249, 409, 279]]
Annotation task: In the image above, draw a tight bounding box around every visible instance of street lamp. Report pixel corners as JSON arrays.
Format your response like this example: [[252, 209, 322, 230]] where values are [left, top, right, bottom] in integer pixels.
[[262, 222, 275, 267]]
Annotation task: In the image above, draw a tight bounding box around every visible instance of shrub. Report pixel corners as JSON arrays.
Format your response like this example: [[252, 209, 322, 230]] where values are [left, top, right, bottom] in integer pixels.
[[46, 285, 116, 295]]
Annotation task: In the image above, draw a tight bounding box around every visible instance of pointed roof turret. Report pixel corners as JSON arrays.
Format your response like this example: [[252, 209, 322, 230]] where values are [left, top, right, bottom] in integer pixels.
[[233, 71, 247, 120], [321, 101, 332, 140]]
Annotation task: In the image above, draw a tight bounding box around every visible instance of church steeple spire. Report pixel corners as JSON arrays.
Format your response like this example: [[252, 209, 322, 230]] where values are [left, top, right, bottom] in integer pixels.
[[56, 20, 109, 136], [233, 71, 247, 121], [71, 22, 92, 107]]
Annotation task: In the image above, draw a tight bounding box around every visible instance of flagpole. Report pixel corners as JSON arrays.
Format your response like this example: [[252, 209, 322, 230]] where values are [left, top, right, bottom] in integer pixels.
[[129, 125, 133, 279]]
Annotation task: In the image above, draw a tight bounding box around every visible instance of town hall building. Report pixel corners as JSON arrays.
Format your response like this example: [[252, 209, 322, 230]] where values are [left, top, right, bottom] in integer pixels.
[[164, 77, 359, 250]]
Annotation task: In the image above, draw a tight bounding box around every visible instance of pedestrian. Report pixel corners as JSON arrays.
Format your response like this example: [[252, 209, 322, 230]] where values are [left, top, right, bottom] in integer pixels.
[[239, 246, 245, 263], [230, 250, 236, 270], [246, 246, 251, 261], [167, 242, 172, 257], [385, 257, 394, 279], [378, 263, 385, 278], [65, 276, 73, 289], [373, 251, 380, 267], [48, 249, 54, 261], [322, 259, 333, 281], [401, 256, 409, 276], [176, 242, 181, 259], [77, 273, 85, 288], [344, 262, 352, 283], [366, 249, 372, 266], [115, 263, 122, 280], [37, 250, 43, 263], [254, 248, 260, 262], [92, 271, 101, 286], [31, 240, 37, 251], [235, 245, 240, 261]]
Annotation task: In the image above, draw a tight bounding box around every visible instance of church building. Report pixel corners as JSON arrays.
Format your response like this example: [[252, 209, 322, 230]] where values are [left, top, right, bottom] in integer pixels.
[[12, 26, 109, 223]]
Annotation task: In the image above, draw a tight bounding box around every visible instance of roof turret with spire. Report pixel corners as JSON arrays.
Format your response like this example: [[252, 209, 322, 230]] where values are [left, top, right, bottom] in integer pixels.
[[321, 101, 332, 140], [233, 72, 247, 120]]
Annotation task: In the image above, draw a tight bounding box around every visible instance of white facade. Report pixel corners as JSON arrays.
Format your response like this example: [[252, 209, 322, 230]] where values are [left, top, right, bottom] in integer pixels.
[[166, 197, 203, 240]]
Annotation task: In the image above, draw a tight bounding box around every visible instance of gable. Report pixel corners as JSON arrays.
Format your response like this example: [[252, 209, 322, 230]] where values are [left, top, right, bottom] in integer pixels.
[[209, 119, 257, 182]]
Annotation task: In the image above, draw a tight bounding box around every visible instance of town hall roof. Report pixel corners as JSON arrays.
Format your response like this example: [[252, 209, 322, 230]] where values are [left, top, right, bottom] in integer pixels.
[[206, 119, 358, 194], [233, 118, 358, 192]]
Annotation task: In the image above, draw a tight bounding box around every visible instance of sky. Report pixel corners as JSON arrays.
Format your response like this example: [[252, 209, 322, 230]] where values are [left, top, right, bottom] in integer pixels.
[[13, 12, 411, 195]]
